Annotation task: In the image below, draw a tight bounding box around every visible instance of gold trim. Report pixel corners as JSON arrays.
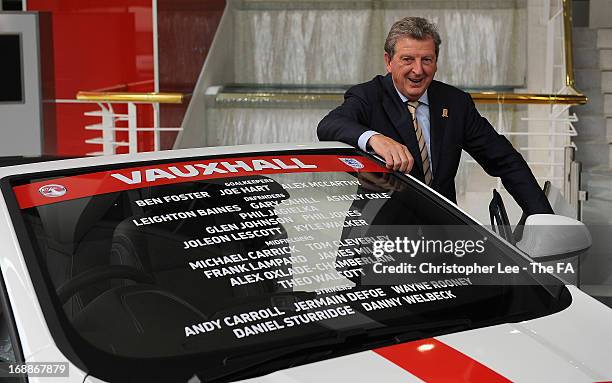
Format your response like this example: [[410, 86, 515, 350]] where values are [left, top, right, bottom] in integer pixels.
[[216, 92, 343, 103], [79, 3, 584, 109], [470, 92, 587, 105], [76, 91, 185, 104], [562, 0, 576, 89], [216, 91, 587, 105]]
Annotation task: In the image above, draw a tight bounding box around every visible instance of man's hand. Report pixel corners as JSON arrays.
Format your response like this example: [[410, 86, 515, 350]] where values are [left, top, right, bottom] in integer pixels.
[[368, 134, 414, 173]]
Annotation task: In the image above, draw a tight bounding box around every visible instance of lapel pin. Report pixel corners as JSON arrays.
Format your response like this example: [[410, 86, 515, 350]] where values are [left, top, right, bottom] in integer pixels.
[[442, 108, 449, 118]]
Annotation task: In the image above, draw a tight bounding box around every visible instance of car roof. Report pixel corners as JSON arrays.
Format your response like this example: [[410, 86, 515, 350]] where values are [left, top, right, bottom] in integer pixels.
[[0, 142, 353, 177]]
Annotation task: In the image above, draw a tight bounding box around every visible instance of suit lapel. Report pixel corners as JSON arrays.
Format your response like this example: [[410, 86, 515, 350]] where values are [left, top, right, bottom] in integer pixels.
[[427, 81, 448, 181], [381, 74, 424, 176]]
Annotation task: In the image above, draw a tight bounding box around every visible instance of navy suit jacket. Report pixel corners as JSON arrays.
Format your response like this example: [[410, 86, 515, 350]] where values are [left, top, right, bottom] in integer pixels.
[[317, 73, 553, 215]]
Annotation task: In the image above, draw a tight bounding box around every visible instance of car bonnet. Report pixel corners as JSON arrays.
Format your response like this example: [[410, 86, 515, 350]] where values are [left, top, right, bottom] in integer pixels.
[[239, 286, 612, 383]]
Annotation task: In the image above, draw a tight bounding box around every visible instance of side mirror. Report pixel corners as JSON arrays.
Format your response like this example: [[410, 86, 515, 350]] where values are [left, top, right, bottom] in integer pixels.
[[516, 214, 592, 260]]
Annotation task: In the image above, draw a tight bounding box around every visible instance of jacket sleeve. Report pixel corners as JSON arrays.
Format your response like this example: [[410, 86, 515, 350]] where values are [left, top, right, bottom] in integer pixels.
[[461, 93, 554, 216], [317, 87, 372, 147]]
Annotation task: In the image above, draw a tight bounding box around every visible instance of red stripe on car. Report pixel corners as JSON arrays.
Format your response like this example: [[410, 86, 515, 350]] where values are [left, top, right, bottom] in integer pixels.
[[12, 155, 387, 209], [374, 338, 511, 382]]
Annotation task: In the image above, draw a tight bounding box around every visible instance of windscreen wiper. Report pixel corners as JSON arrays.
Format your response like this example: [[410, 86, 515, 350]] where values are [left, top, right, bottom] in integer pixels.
[[198, 318, 473, 382], [195, 329, 351, 382]]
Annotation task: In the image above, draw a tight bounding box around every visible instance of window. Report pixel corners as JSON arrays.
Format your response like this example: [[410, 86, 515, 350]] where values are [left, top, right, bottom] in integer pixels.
[[0, 270, 26, 383], [7, 149, 571, 382]]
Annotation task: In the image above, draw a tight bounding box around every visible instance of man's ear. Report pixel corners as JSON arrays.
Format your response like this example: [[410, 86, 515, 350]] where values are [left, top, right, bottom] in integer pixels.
[[384, 52, 392, 72]]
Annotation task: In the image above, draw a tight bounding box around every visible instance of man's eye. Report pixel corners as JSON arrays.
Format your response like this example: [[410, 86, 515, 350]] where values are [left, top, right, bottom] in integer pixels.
[[423, 58, 432, 64]]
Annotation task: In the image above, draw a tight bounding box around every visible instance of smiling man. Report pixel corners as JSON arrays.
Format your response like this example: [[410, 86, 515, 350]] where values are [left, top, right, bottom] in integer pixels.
[[317, 17, 553, 216]]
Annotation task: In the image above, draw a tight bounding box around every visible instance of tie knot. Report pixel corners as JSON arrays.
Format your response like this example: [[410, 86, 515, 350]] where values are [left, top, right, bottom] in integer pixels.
[[407, 101, 419, 118]]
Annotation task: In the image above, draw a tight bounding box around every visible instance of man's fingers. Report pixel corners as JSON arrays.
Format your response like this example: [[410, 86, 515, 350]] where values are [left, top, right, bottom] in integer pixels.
[[393, 146, 414, 173], [379, 149, 390, 168], [382, 151, 394, 169], [397, 150, 410, 173], [395, 152, 406, 173], [402, 147, 414, 172], [369, 135, 414, 172], [391, 151, 403, 171]]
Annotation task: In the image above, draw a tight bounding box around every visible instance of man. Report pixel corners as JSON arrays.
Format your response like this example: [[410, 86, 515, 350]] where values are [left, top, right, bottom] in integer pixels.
[[317, 17, 553, 216]]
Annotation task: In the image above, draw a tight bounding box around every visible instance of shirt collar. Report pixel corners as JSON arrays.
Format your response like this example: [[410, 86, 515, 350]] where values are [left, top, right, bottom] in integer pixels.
[[394, 85, 429, 106]]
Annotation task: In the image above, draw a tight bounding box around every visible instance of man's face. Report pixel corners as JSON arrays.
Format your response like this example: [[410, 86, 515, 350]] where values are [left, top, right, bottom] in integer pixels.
[[384, 36, 437, 101]]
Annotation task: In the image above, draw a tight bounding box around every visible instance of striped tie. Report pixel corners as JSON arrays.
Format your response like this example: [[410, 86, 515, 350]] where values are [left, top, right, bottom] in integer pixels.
[[407, 101, 432, 185]]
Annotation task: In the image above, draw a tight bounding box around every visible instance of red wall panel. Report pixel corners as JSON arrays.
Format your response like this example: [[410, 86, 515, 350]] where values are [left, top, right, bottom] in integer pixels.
[[27, 0, 154, 155]]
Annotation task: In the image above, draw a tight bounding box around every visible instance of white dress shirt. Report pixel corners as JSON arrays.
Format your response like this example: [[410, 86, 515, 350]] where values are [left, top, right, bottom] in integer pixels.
[[357, 86, 433, 172]]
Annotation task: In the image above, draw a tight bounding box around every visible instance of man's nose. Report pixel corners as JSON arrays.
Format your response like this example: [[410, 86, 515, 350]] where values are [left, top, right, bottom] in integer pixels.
[[411, 60, 424, 75]]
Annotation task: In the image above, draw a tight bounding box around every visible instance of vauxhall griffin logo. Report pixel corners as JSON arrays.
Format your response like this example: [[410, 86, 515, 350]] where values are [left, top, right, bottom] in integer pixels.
[[38, 184, 67, 198], [338, 158, 364, 169]]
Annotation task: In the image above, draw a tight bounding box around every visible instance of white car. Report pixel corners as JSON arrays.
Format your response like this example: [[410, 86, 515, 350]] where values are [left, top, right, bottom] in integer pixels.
[[0, 142, 610, 382]]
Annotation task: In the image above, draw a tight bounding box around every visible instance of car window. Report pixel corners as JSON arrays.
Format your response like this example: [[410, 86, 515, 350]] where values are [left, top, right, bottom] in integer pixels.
[[0, 270, 26, 383], [0, 313, 15, 363], [5, 149, 570, 382]]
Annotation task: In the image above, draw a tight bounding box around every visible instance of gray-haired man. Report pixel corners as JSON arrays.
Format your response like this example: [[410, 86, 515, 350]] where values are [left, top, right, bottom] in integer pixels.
[[317, 17, 552, 216]]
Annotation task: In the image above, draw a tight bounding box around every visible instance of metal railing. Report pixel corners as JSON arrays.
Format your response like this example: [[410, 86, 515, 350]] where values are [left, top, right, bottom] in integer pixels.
[[71, 91, 186, 155], [213, 88, 587, 106], [216, 0, 583, 219], [66, 0, 586, 217], [562, 0, 578, 91], [212, 0, 586, 107], [77, 91, 185, 104]]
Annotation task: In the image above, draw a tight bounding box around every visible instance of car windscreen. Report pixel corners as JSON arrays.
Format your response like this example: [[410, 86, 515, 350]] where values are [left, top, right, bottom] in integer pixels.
[[5, 148, 570, 382]]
